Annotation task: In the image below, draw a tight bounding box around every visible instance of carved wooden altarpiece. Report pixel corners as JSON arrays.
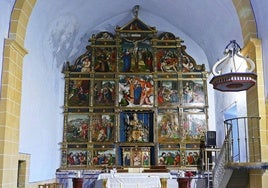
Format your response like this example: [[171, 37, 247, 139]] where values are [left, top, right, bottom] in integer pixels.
[[60, 11, 208, 171]]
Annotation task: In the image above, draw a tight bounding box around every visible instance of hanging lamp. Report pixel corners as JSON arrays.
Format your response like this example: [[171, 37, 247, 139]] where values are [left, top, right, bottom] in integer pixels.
[[209, 40, 257, 92]]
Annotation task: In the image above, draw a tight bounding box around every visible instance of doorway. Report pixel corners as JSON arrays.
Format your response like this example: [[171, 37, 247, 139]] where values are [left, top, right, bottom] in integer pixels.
[[17, 160, 26, 188], [224, 104, 239, 162]]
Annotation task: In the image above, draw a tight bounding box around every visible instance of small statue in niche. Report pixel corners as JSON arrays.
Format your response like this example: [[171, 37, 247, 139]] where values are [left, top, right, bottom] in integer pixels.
[[125, 113, 149, 142]]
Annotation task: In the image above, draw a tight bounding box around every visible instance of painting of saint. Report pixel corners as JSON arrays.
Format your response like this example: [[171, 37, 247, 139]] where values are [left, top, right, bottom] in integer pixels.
[[142, 152, 150, 166], [122, 49, 132, 72], [132, 151, 142, 166], [123, 151, 131, 166]]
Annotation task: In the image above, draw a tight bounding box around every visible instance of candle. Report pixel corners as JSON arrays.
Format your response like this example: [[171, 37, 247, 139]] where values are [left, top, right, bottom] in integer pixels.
[[77, 171, 81, 178]]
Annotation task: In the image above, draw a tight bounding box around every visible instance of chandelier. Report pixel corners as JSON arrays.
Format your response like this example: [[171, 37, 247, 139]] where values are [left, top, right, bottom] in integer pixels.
[[209, 40, 257, 92]]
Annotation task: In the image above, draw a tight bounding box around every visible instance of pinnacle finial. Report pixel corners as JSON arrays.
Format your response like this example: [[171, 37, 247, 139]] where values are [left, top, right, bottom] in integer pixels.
[[133, 5, 140, 18]]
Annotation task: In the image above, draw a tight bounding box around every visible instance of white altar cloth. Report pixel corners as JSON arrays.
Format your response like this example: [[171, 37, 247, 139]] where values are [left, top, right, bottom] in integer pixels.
[[106, 176, 161, 188], [97, 173, 171, 188], [98, 172, 171, 180]]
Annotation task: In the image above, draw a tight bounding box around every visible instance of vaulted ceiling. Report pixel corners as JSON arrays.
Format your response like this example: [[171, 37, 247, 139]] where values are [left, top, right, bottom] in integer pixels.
[[3, 0, 268, 73], [26, 0, 251, 71]]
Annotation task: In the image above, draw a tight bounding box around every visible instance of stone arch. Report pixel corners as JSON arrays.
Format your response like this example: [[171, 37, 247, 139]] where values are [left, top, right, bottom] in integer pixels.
[[0, 0, 36, 187], [232, 0, 257, 44]]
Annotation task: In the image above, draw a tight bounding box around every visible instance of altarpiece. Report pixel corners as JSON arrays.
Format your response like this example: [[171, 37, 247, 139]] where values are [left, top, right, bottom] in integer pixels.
[[60, 11, 208, 172]]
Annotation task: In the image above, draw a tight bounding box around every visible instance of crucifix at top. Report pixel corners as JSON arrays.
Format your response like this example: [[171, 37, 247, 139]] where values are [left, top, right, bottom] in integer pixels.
[[133, 5, 140, 18], [124, 37, 147, 71], [121, 5, 152, 72]]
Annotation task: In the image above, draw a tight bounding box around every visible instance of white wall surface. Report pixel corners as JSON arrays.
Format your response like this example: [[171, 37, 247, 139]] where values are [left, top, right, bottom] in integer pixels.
[[19, 2, 65, 181], [213, 89, 247, 147]]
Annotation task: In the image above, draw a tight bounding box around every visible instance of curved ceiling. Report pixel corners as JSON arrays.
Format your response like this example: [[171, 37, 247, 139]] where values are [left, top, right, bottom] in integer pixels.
[[25, 0, 245, 71]]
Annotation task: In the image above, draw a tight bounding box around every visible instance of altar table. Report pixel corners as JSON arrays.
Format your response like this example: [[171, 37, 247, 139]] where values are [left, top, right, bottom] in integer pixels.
[[106, 176, 161, 188], [98, 173, 171, 188], [98, 172, 171, 179]]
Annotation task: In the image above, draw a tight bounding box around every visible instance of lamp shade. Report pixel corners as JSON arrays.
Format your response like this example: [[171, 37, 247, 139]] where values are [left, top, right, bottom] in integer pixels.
[[210, 40, 257, 92]]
